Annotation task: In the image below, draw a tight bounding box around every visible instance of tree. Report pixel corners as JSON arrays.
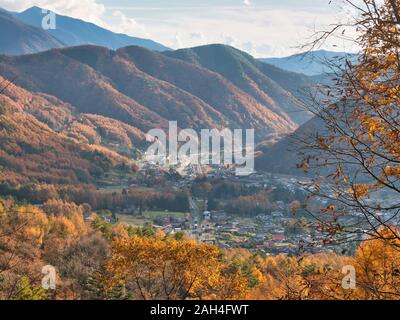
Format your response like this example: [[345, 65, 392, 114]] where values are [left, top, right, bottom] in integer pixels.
[[13, 276, 47, 300], [0, 201, 49, 300], [302, 0, 400, 246], [105, 234, 248, 300], [46, 233, 110, 300], [354, 228, 400, 299]]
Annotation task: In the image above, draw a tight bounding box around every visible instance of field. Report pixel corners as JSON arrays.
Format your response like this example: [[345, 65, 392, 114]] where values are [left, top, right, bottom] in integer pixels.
[[118, 211, 189, 227]]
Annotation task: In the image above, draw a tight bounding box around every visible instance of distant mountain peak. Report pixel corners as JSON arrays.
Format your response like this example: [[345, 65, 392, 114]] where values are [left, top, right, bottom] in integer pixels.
[[260, 50, 358, 76], [22, 5, 42, 12], [0, 5, 170, 55], [0, 7, 64, 55]]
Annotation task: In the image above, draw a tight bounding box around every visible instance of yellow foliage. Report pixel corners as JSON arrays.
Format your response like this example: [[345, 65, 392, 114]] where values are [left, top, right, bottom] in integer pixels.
[[354, 228, 400, 299], [348, 184, 370, 198], [106, 235, 248, 300]]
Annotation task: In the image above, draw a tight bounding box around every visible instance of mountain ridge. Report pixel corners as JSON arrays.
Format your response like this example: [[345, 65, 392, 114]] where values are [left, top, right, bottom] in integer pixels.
[[164, 44, 314, 125], [15, 6, 170, 52], [260, 50, 358, 76], [0, 44, 316, 142]]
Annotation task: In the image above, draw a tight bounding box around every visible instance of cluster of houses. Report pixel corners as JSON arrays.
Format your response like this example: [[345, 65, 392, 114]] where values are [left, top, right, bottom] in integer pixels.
[[179, 209, 297, 254], [154, 215, 190, 234], [124, 161, 362, 255], [181, 208, 355, 255]]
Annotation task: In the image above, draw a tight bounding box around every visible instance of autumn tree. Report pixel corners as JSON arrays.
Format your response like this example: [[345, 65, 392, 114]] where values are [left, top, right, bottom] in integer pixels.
[[0, 197, 112, 300], [105, 233, 248, 300], [300, 0, 400, 248], [0, 199, 49, 300], [353, 228, 400, 299], [247, 253, 355, 300], [228, 191, 270, 216]]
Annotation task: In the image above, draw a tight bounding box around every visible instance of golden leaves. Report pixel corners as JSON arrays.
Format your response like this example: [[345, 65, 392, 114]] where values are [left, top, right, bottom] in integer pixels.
[[106, 235, 248, 300], [355, 228, 400, 299], [384, 165, 400, 177], [360, 116, 385, 142], [348, 184, 370, 198]]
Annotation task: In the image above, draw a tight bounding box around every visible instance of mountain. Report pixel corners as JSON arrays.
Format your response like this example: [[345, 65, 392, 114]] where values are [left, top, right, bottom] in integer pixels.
[[0, 44, 312, 142], [0, 8, 64, 55], [164, 44, 314, 125], [15, 6, 170, 52], [0, 48, 168, 133], [116, 45, 299, 137], [60, 45, 229, 131], [0, 76, 136, 186], [260, 50, 358, 76], [255, 116, 324, 175]]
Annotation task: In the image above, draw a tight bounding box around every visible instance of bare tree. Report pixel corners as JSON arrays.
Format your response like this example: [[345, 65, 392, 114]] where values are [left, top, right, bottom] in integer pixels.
[[301, 0, 400, 248]]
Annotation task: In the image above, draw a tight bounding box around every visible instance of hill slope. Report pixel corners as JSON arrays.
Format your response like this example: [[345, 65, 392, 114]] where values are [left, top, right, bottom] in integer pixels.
[[255, 116, 324, 175], [0, 76, 135, 186], [164, 44, 314, 125], [117, 45, 297, 137], [0, 49, 168, 133], [0, 45, 306, 141]]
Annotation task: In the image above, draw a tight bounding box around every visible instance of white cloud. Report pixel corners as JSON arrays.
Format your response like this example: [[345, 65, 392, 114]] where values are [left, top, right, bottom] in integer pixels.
[[171, 33, 184, 49], [0, 0, 358, 57], [138, 5, 351, 57], [109, 10, 148, 38]]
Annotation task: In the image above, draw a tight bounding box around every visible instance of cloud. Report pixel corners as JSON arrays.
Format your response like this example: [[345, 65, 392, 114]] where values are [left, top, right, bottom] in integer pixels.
[[110, 10, 148, 37], [136, 2, 358, 57], [190, 32, 204, 40], [220, 33, 238, 47], [171, 33, 184, 49], [0, 0, 357, 57], [137, 5, 343, 57]]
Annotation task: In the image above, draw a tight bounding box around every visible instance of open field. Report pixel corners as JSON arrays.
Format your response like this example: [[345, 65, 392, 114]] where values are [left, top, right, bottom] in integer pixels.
[[118, 211, 188, 226]]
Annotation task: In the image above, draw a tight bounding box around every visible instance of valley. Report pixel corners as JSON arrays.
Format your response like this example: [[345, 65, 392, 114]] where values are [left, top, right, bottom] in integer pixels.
[[1, 2, 399, 302]]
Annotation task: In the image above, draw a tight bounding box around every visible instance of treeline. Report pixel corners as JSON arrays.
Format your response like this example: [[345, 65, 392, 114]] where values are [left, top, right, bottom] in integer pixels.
[[225, 191, 271, 216], [0, 183, 189, 213], [191, 177, 306, 216]]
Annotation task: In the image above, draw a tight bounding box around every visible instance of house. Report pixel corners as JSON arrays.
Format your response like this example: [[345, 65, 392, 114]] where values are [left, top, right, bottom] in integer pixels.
[[271, 211, 284, 218], [272, 234, 285, 242], [172, 228, 182, 233], [276, 201, 286, 210], [122, 206, 137, 215], [162, 225, 174, 234], [255, 233, 265, 240], [103, 217, 111, 223], [211, 211, 228, 222]]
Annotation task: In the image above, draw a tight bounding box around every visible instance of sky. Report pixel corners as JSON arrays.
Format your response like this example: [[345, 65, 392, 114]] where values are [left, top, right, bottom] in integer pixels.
[[0, 0, 357, 57]]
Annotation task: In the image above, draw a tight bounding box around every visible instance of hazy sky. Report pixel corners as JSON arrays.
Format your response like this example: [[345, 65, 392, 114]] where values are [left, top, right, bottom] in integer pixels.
[[0, 0, 356, 57]]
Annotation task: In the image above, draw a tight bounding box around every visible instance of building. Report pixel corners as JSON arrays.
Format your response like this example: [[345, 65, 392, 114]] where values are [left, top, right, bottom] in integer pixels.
[[272, 234, 285, 242], [203, 211, 211, 220], [211, 211, 228, 222]]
